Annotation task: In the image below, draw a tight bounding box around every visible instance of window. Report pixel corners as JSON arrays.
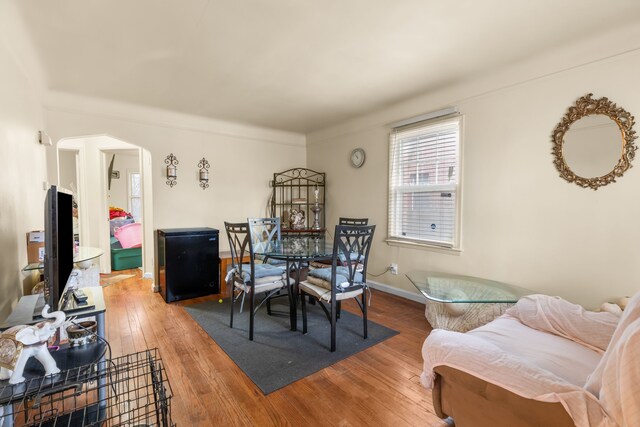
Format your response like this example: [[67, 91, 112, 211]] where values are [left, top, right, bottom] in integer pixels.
[[388, 115, 462, 248], [128, 172, 142, 223]]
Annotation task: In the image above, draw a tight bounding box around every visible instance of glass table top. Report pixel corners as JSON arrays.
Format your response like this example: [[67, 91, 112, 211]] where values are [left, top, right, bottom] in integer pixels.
[[406, 271, 532, 303], [253, 237, 334, 260], [23, 246, 105, 271]]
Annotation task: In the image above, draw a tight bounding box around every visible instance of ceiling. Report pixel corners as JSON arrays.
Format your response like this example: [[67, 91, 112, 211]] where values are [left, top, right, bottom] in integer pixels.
[[14, 0, 640, 133]]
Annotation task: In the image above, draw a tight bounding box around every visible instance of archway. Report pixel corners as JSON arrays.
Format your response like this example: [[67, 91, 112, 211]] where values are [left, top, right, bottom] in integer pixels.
[[57, 135, 154, 283]]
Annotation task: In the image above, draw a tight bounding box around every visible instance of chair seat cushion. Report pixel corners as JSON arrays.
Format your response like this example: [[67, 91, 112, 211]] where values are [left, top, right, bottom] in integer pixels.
[[300, 280, 363, 302], [309, 260, 332, 269], [240, 263, 284, 279], [338, 252, 365, 264], [308, 266, 362, 286], [234, 276, 292, 293], [310, 259, 364, 270], [255, 254, 287, 266]]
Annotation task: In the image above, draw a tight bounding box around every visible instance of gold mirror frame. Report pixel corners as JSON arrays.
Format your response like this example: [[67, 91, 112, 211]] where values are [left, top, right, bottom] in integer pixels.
[[552, 93, 637, 190]]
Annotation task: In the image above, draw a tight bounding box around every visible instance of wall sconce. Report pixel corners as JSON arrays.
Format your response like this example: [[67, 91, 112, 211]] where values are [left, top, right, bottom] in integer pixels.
[[165, 153, 178, 187], [198, 158, 210, 190]]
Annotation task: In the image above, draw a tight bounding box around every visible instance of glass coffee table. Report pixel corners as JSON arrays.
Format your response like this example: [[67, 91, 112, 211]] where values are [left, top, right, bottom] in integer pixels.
[[406, 271, 533, 332]]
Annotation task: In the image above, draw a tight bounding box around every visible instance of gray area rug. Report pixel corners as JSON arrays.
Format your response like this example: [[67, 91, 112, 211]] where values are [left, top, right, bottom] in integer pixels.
[[184, 298, 398, 394]]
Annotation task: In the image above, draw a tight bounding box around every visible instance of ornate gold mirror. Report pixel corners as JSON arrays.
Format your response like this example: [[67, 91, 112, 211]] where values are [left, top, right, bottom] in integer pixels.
[[552, 94, 637, 190]]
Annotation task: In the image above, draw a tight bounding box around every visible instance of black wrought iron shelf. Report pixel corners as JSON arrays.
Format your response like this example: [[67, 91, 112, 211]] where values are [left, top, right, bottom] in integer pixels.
[[270, 168, 326, 233]]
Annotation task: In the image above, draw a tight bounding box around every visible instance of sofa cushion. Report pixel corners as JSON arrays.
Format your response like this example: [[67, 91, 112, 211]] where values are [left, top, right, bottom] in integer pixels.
[[469, 316, 601, 387]]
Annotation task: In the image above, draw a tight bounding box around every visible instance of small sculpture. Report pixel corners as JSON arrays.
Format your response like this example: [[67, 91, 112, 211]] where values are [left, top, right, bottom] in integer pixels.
[[289, 208, 305, 230], [0, 305, 65, 384]]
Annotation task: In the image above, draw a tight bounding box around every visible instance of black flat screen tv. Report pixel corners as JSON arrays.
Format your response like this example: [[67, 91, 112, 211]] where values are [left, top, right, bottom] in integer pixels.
[[43, 185, 74, 312]]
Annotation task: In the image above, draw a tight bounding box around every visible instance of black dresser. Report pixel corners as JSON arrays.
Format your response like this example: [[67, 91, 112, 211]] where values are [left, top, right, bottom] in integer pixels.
[[156, 227, 219, 303]]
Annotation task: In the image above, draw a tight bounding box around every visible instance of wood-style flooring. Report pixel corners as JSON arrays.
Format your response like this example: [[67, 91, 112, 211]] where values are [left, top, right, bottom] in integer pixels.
[[103, 270, 449, 426]]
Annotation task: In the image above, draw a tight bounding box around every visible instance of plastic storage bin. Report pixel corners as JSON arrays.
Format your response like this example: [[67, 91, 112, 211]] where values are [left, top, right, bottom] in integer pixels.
[[110, 217, 135, 236], [114, 222, 142, 248], [111, 237, 142, 270]]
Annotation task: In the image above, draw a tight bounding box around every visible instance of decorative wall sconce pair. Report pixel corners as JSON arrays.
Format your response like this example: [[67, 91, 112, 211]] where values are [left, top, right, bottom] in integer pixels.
[[164, 153, 211, 190]]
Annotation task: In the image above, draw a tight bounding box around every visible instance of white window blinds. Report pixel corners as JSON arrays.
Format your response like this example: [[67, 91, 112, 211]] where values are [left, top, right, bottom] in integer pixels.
[[388, 115, 461, 248]]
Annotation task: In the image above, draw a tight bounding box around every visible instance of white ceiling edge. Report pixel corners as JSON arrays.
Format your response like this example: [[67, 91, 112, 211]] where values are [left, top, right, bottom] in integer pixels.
[[307, 21, 640, 145], [44, 90, 306, 147]]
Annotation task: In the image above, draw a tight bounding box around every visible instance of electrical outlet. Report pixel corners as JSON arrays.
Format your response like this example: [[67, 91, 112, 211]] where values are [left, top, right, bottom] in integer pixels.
[[390, 263, 398, 275]]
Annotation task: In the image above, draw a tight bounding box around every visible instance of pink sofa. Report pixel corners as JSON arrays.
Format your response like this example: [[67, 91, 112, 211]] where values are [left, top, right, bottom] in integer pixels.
[[422, 292, 640, 427]]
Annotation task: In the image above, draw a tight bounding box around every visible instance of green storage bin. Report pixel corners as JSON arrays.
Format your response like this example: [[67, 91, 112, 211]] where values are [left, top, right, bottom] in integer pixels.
[[110, 237, 142, 270], [111, 247, 142, 270]]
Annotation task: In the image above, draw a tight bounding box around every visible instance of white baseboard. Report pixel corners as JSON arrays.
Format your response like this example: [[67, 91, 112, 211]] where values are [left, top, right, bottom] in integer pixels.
[[367, 280, 425, 304], [142, 271, 158, 292]]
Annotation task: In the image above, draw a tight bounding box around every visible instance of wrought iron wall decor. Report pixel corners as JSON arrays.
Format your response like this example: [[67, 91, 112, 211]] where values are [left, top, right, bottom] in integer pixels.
[[165, 153, 178, 187], [552, 93, 637, 190], [198, 157, 210, 190]]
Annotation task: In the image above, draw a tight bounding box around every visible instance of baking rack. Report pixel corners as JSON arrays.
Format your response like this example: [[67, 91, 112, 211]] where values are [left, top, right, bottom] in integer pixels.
[[0, 348, 174, 427]]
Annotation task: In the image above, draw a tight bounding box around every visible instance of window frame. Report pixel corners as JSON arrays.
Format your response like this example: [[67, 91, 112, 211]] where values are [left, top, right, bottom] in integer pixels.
[[127, 170, 142, 223], [387, 114, 463, 251]]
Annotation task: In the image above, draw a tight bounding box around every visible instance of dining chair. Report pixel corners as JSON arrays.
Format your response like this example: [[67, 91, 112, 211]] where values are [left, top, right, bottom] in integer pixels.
[[299, 224, 376, 351], [338, 217, 369, 226], [248, 217, 286, 267], [310, 218, 368, 270], [224, 221, 291, 341], [247, 217, 292, 314]]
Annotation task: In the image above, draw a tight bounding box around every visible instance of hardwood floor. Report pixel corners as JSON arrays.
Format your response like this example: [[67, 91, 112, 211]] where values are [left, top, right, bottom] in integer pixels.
[[103, 270, 449, 426]]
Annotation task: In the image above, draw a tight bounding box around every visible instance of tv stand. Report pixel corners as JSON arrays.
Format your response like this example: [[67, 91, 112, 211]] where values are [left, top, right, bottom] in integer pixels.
[[3, 287, 105, 331], [60, 291, 96, 314]]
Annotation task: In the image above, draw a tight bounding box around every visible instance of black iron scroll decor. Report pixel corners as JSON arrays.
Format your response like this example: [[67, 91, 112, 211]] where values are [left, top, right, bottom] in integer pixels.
[[198, 158, 210, 190], [165, 153, 178, 187]]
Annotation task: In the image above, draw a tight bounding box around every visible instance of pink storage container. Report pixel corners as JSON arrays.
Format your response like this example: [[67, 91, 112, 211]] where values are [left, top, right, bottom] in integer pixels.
[[114, 222, 142, 248]]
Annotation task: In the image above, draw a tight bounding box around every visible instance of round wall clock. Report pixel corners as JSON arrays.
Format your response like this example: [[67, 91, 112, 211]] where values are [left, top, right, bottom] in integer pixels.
[[350, 148, 366, 168]]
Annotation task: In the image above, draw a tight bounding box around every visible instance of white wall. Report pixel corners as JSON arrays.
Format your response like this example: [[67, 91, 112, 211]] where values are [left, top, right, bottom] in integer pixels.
[[58, 150, 77, 193], [0, 2, 47, 318], [43, 95, 307, 258], [307, 30, 640, 309]]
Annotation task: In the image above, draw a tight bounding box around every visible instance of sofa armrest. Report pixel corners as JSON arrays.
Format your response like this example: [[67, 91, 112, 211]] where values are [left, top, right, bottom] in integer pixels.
[[507, 294, 618, 352]]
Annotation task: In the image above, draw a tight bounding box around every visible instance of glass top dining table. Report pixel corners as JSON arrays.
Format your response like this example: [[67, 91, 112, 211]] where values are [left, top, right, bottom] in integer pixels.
[[252, 236, 334, 331], [252, 236, 334, 261]]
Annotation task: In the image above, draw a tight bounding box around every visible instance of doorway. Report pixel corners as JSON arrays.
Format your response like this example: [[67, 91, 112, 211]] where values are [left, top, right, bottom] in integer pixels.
[[57, 136, 154, 284], [104, 149, 142, 273]]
